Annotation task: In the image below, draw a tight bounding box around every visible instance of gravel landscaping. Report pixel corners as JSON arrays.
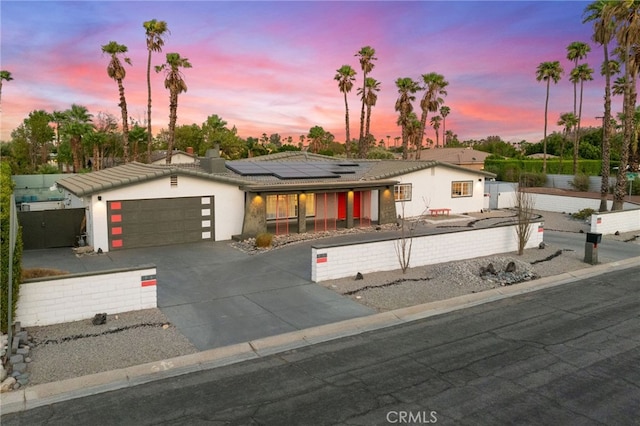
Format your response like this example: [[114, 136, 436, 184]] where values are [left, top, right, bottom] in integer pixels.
[[3, 209, 637, 389]]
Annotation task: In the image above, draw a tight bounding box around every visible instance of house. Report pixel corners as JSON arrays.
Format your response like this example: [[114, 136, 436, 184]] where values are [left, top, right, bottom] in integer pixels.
[[55, 152, 495, 252], [150, 148, 198, 165], [411, 147, 490, 171]]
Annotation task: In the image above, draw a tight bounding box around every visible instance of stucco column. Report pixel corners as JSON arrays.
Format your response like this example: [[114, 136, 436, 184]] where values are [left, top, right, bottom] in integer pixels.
[[378, 186, 397, 225], [297, 193, 307, 233], [346, 191, 354, 228], [241, 191, 267, 238]]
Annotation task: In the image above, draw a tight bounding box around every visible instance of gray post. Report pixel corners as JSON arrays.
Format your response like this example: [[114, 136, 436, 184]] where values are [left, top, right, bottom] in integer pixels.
[[584, 242, 598, 265]]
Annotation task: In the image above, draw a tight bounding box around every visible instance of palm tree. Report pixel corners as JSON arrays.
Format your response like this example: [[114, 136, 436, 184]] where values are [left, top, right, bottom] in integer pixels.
[[63, 104, 94, 173], [566, 41, 592, 116], [144, 19, 169, 163], [439, 106, 451, 147], [585, 1, 620, 211], [569, 63, 595, 174], [557, 112, 578, 172], [101, 41, 132, 163], [334, 65, 356, 157], [394, 77, 421, 160], [430, 115, 442, 148], [535, 61, 564, 173], [357, 77, 381, 158], [355, 46, 377, 158], [418, 73, 448, 156], [405, 112, 422, 158], [155, 52, 192, 165], [0, 70, 12, 108], [610, 0, 639, 210]]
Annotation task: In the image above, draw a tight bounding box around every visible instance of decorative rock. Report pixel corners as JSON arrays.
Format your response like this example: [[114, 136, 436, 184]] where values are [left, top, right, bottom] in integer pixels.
[[17, 377, 29, 386], [13, 382, 21, 390], [16, 347, 29, 356], [15, 331, 28, 345], [11, 336, 19, 353], [615, 230, 620, 236], [355, 272, 364, 281], [12, 362, 27, 374], [1, 377, 16, 393], [162, 324, 169, 330], [92, 313, 107, 325], [0, 365, 6, 382], [538, 242, 546, 249], [9, 354, 24, 364], [505, 261, 516, 273], [25, 357, 32, 363]]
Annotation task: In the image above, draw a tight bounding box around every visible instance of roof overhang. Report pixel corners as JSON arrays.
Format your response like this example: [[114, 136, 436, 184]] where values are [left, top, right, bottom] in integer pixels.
[[241, 179, 400, 193]]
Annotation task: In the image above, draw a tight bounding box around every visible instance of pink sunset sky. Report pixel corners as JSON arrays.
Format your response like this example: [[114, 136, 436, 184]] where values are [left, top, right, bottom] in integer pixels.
[[1, 1, 615, 145]]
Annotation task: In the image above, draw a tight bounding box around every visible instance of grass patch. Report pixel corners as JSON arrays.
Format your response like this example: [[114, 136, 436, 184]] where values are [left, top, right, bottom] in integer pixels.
[[22, 268, 69, 281]]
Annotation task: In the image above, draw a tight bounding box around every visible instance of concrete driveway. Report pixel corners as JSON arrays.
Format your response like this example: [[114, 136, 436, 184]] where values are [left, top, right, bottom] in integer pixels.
[[21, 239, 375, 351]]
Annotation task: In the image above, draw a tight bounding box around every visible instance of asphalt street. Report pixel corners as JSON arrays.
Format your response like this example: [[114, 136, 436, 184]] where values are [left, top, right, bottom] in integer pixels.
[[3, 265, 638, 425]]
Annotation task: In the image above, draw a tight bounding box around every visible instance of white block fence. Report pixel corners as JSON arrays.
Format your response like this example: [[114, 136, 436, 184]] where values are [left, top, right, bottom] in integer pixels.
[[312, 222, 544, 282], [529, 193, 637, 214], [591, 208, 640, 235], [16, 265, 157, 327]]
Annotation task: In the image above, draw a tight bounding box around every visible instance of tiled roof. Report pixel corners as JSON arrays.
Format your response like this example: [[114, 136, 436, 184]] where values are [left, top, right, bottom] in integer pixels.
[[239, 151, 342, 162], [415, 148, 490, 164], [57, 162, 248, 197]]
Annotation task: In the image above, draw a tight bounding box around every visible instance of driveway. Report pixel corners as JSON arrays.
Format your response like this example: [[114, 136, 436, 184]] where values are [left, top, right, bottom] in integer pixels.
[[21, 239, 375, 351]]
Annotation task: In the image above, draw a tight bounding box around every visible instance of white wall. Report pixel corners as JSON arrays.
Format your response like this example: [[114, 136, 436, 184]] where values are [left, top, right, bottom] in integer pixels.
[[395, 167, 487, 218], [16, 266, 157, 327], [530, 193, 625, 213], [88, 175, 244, 252], [591, 209, 640, 235], [311, 222, 544, 282]]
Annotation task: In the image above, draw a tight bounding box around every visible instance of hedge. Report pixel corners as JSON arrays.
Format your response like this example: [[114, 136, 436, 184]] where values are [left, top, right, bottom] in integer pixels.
[[1, 161, 23, 333], [484, 159, 614, 182]]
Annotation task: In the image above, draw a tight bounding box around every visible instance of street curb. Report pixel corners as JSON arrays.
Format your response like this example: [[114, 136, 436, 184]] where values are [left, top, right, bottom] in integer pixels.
[[2, 256, 639, 415]]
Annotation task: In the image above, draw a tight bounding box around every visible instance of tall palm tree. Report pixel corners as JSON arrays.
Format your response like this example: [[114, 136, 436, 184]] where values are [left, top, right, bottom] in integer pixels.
[[430, 115, 442, 148], [536, 61, 564, 173], [611, 0, 639, 210], [405, 112, 422, 157], [0, 70, 12, 108], [418, 73, 448, 156], [63, 104, 93, 173], [394, 77, 420, 160], [585, 1, 620, 210], [569, 63, 595, 174], [557, 112, 578, 172], [439, 106, 451, 147], [156, 53, 192, 165], [357, 77, 381, 158], [355, 46, 377, 158], [144, 19, 169, 163], [101, 41, 132, 163], [334, 64, 356, 157], [566, 41, 592, 116]]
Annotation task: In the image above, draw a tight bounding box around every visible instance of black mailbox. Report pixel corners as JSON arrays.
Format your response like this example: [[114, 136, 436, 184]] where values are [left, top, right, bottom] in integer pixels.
[[586, 232, 602, 245]]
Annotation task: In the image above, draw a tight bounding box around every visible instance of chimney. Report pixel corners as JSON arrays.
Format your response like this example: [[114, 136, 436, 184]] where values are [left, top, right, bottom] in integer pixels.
[[186, 147, 194, 155], [200, 144, 226, 173]]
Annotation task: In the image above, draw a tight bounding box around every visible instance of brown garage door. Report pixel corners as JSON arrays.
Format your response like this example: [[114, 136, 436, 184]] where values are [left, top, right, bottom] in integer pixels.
[[107, 196, 214, 250]]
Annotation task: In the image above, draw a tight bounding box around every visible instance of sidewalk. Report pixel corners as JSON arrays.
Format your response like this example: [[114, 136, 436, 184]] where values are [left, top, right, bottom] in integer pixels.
[[2, 257, 638, 415]]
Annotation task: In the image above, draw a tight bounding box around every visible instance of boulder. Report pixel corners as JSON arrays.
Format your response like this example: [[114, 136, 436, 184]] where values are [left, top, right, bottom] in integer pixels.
[[1, 377, 16, 393]]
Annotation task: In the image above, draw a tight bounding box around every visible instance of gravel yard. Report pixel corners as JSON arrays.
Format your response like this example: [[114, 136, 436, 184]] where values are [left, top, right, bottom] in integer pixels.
[[10, 209, 638, 388]]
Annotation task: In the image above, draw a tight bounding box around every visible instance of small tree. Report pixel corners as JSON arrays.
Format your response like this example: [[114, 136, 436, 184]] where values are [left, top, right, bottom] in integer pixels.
[[394, 199, 429, 273], [514, 181, 535, 255]]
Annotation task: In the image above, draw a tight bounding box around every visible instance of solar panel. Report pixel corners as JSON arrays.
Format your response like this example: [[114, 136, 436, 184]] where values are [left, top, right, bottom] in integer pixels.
[[226, 160, 360, 179]]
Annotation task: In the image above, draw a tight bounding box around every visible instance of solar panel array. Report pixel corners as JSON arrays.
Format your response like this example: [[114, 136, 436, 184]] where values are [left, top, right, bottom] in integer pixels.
[[226, 161, 360, 180]]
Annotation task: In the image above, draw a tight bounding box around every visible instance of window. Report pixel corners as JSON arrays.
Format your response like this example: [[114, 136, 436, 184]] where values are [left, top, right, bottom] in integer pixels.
[[266, 194, 316, 219], [394, 184, 412, 202], [451, 181, 473, 197]]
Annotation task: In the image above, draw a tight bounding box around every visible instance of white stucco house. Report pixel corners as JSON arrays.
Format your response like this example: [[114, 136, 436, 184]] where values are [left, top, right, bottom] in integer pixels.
[[55, 152, 495, 252]]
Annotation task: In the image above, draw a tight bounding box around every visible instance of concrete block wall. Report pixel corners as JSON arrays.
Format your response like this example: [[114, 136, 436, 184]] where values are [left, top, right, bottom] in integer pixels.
[[530, 193, 611, 213], [312, 222, 544, 282], [591, 208, 640, 235], [16, 266, 157, 327]]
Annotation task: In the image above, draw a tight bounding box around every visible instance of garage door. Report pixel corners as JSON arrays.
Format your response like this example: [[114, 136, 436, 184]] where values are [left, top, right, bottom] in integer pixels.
[[107, 196, 214, 250]]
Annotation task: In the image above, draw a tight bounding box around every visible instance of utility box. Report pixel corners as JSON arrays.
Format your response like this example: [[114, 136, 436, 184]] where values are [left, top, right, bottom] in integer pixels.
[[586, 232, 602, 246]]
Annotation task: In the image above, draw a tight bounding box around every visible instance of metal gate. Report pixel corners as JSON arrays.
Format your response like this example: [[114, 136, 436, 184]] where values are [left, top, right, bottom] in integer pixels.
[[18, 208, 86, 250]]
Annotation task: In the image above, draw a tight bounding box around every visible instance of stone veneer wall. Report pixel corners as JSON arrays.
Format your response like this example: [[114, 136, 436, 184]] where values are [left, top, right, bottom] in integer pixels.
[[311, 222, 544, 282]]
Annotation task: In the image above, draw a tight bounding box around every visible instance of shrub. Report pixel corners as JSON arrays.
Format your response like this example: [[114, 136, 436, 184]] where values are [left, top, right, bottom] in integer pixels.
[[570, 174, 590, 192], [572, 208, 595, 220], [631, 177, 640, 196], [22, 268, 69, 280], [255, 232, 273, 248], [519, 172, 547, 187]]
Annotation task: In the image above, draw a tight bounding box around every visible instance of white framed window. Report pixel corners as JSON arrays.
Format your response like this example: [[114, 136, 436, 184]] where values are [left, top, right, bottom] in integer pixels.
[[394, 184, 412, 202], [266, 194, 316, 219], [451, 181, 473, 197]]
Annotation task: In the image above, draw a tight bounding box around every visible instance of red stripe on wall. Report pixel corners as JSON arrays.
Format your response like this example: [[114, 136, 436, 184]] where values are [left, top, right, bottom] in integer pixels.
[[317, 257, 327, 263], [141, 279, 157, 287], [111, 214, 122, 223], [112, 227, 122, 235], [111, 201, 122, 210], [112, 239, 123, 248]]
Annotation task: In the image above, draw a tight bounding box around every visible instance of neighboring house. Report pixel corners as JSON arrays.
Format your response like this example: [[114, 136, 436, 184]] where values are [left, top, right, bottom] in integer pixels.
[[150, 148, 198, 165], [526, 153, 559, 159], [55, 152, 495, 252], [412, 147, 490, 171]]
